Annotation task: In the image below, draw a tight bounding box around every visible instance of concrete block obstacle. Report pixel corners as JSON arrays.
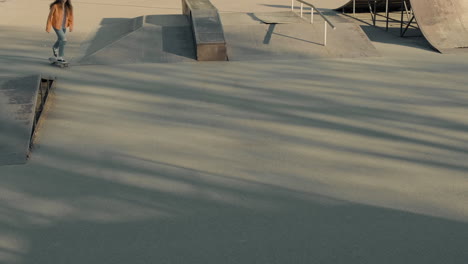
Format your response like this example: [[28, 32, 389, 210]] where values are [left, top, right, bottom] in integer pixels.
[[0, 75, 55, 166], [182, 0, 228, 61]]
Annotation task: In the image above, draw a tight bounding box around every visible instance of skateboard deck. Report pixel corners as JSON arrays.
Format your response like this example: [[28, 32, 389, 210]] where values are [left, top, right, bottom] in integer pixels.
[[49, 57, 69, 68]]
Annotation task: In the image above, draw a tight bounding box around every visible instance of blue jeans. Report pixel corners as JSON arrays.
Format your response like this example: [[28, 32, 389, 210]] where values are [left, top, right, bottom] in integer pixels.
[[53, 28, 67, 57]]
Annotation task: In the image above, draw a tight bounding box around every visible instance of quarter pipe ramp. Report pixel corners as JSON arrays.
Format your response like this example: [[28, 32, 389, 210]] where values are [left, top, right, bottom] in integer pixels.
[[308, 0, 350, 9], [308, 0, 402, 11], [309, 0, 468, 53], [410, 0, 468, 53]]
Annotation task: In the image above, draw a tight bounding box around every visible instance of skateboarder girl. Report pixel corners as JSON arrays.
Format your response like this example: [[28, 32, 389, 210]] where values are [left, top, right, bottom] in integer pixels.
[[46, 0, 74, 63]]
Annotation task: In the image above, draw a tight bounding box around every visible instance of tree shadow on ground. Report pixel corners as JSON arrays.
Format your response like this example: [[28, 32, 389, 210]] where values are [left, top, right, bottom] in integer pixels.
[[1, 26, 468, 264], [1, 147, 468, 264]]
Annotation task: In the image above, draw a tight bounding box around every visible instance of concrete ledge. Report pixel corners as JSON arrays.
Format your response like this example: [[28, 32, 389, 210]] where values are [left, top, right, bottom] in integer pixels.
[[182, 0, 228, 61]]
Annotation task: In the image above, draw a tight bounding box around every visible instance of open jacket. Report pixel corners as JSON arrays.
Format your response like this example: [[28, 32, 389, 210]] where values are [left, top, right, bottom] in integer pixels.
[[46, 4, 74, 32]]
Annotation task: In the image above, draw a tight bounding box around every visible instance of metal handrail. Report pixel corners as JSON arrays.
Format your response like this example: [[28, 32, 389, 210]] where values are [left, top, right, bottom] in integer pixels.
[[291, 0, 336, 46]]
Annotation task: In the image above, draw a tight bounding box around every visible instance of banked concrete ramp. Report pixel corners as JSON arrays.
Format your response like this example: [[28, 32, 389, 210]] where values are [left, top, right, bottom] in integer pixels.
[[221, 11, 380, 61], [78, 15, 196, 65], [0, 76, 54, 165], [410, 0, 468, 53]]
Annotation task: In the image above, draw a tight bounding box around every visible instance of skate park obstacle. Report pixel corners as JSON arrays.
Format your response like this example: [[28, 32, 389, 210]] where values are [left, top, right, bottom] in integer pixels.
[[181, 0, 228, 61]]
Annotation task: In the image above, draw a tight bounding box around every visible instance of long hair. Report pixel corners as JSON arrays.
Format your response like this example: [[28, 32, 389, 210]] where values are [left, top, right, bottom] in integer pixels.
[[50, 0, 73, 11]]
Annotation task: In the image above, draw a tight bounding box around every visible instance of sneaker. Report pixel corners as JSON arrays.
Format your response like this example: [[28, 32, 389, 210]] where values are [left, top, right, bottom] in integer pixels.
[[52, 47, 58, 57], [57, 58, 67, 63]]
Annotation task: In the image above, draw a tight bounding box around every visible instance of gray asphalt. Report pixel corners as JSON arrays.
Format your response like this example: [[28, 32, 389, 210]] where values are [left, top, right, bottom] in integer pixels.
[[0, 1, 467, 263]]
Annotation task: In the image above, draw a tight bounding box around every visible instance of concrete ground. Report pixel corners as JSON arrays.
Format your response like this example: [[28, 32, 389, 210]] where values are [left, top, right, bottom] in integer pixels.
[[1, 0, 468, 263]]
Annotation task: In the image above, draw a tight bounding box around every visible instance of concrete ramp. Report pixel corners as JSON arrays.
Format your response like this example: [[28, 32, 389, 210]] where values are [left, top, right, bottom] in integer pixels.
[[254, 11, 309, 24], [82, 16, 144, 58], [221, 11, 379, 61], [306, 0, 349, 9], [78, 15, 196, 65], [341, 0, 402, 10], [0, 75, 53, 165], [410, 0, 468, 53]]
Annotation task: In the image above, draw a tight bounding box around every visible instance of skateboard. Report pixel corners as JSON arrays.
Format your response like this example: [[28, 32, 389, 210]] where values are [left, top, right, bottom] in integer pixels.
[[49, 57, 70, 68]]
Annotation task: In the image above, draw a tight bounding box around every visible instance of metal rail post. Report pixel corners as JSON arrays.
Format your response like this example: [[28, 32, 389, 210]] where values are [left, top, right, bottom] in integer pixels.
[[353, 0, 356, 16], [400, 0, 404, 36], [367, 0, 376, 26], [385, 0, 389, 31], [324, 22, 327, 46], [311, 7, 314, 23], [293, 0, 336, 46], [373, 0, 377, 25]]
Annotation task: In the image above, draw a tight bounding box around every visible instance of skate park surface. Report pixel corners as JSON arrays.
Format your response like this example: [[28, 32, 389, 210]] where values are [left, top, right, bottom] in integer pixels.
[[1, 0, 468, 263]]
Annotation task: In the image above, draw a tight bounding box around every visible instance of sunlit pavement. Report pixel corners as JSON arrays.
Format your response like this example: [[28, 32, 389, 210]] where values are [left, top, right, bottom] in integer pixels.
[[0, 1, 467, 263]]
